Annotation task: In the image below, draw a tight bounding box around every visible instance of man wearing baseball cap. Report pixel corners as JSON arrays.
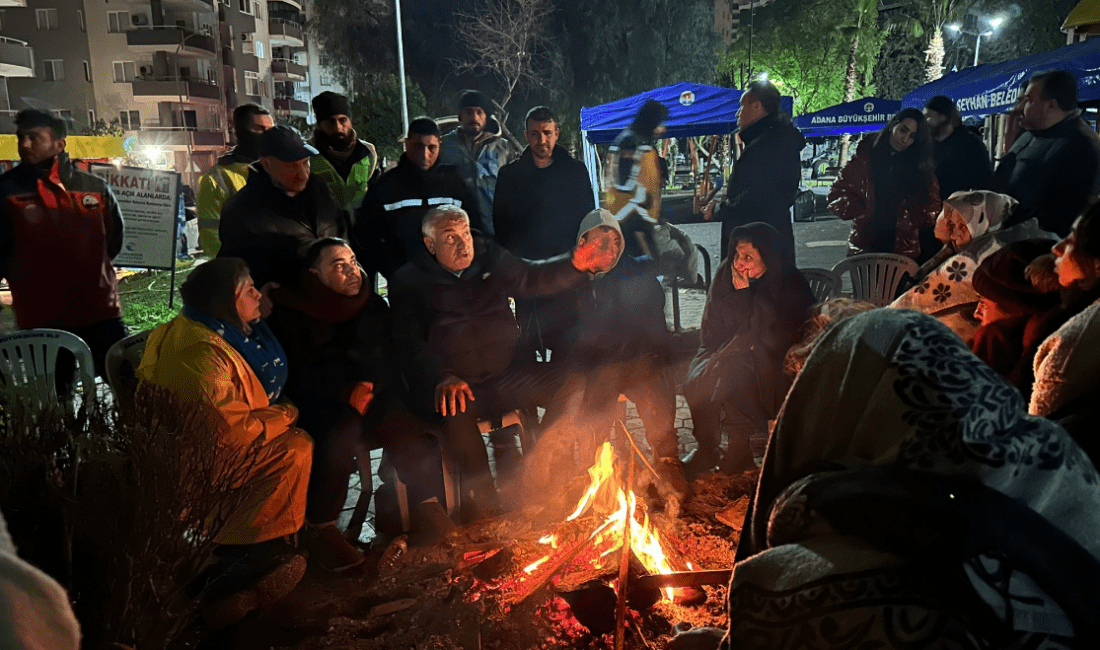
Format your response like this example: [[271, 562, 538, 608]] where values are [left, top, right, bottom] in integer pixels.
[[218, 125, 349, 287], [438, 90, 516, 234], [309, 91, 379, 213]]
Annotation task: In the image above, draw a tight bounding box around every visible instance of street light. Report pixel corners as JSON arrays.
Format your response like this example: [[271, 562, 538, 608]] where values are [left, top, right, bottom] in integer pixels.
[[947, 15, 1006, 67]]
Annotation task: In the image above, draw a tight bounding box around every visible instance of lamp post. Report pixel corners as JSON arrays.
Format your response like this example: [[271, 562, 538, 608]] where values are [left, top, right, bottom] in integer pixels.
[[947, 16, 1005, 67], [395, 0, 409, 136]]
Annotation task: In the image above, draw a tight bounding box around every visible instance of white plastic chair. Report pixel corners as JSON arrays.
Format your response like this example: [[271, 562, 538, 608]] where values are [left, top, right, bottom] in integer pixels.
[[831, 253, 919, 307], [800, 268, 843, 302], [104, 329, 152, 393], [0, 328, 97, 412]]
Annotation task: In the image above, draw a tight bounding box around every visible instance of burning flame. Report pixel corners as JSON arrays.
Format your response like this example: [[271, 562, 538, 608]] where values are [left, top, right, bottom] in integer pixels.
[[531, 442, 682, 600]]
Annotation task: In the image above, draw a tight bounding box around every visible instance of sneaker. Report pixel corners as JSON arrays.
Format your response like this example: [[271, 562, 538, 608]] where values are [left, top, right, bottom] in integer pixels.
[[202, 540, 307, 631], [681, 448, 720, 479], [306, 523, 366, 573]]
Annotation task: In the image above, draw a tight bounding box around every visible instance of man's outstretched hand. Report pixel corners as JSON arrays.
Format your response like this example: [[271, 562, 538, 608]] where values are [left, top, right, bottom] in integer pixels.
[[572, 228, 619, 274], [435, 375, 475, 417]]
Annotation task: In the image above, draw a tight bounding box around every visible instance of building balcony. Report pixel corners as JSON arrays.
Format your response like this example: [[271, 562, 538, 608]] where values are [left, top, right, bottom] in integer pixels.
[[131, 76, 222, 103], [127, 27, 217, 58], [136, 127, 225, 150], [163, 0, 214, 12], [268, 18, 304, 46], [269, 0, 302, 12], [271, 58, 306, 80], [274, 96, 308, 116], [0, 37, 34, 78], [0, 0, 27, 6]]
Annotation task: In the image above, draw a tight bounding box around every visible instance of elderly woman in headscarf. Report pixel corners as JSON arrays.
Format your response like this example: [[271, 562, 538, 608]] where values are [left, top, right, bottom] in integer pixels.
[[137, 257, 312, 628], [672, 309, 1100, 650], [892, 190, 1054, 342], [682, 222, 815, 476]]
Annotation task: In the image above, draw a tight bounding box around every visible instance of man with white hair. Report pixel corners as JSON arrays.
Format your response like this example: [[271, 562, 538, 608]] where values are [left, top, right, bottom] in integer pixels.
[[388, 204, 617, 520]]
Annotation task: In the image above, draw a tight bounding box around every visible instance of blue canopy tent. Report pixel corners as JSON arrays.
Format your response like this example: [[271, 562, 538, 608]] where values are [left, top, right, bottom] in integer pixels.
[[902, 38, 1100, 119], [793, 97, 901, 137], [578, 82, 793, 205]]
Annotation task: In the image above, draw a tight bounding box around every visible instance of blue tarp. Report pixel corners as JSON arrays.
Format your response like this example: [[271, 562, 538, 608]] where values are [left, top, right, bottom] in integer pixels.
[[903, 39, 1100, 119], [793, 97, 901, 137], [579, 82, 793, 144]]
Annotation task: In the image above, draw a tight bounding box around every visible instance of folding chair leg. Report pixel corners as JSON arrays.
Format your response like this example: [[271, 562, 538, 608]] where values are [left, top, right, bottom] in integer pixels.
[[346, 448, 373, 541]]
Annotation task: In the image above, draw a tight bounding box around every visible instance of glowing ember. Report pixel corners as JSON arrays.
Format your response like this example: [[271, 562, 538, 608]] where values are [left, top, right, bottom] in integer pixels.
[[538, 533, 559, 548], [524, 556, 550, 574]]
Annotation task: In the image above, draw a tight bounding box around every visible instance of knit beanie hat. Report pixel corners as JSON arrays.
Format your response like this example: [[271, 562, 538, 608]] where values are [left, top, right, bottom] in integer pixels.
[[972, 239, 1060, 314], [458, 90, 489, 113], [312, 91, 350, 122]]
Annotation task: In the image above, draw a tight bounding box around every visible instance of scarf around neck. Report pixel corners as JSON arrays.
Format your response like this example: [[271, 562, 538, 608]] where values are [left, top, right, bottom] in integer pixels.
[[183, 305, 288, 401], [270, 272, 372, 323]]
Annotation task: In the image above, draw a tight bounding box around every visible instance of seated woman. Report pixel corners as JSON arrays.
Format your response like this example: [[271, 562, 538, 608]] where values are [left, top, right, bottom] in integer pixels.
[[892, 190, 1053, 343], [672, 309, 1100, 650], [1031, 203, 1100, 440], [137, 258, 314, 628], [682, 222, 814, 476], [970, 239, 1061, 398]]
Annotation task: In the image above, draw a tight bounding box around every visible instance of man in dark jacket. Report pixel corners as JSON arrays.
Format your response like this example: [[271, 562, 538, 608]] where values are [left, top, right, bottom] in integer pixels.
[[439, 90, 516, 233], [268, 238, 451, 551], [925, 95, 991, 200], [494, 106, 595, 363], [564, 209, 687, 495], [0, 109, 127, 376], [219, 125, 349, 288], [706, 80, 804, 264], [309, 91, 380, 213], [992, 69, 1100, 237], [353, 117, 484, 280], [388, 205, 617, 519]]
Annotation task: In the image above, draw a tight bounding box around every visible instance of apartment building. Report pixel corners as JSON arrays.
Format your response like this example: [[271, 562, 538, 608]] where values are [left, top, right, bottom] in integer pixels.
[[0, 0, 334, 184], [713, 0, 777, 46]]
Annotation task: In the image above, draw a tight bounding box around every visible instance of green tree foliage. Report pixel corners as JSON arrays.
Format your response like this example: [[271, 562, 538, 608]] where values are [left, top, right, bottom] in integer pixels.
[[957, 0, 1079, 69], [884, 0, 978, 81], [304, 0, 395, 92], [350, 75, 428, 161], [872, 32, 928, 100], [82, 119, 126, 137]]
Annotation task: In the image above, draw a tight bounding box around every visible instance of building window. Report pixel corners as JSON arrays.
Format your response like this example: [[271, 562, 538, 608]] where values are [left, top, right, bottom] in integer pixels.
[[107, 11, 129, 33], [83, 61, 91, 82], [87, 110, 95, 126], [43, 60, 64, 81], [113, 61, 136, 83], [36, 8, 59, 30], [320, 72, 333, 87], [238, 0, 252, 14], [119, 111, 140, 130], [244, 71, 260, 96], [255, 41, 264, 59], [77, 9, 84, 32], [252, 1, 261, 17], [0, 10, 5, 31]]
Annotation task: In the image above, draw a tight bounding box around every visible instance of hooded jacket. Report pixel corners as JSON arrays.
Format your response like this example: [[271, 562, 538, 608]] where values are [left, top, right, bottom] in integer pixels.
[[0, 152, 124, 329], [493, 144, 595, 260], [992, 114, 1100, 237], [439, 119, 516, 228], [309, 134, 380, 213], [218, 164, 349, 287], [829, 134, 942, 259], [566, 209, 669, 365], [388, 236, 585, 392], [196, 148, 253, 257], [718, 113, 805, 260], [353, 155, 485, 279]]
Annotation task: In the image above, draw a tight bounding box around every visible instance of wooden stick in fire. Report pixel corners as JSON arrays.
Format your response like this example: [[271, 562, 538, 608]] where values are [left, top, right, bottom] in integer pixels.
[[617, 420, 660, 483], [614, 448, 635, 650]]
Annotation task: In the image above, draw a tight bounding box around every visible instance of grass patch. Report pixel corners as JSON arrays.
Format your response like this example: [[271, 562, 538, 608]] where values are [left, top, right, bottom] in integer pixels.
[[119, 259, 200, 333]]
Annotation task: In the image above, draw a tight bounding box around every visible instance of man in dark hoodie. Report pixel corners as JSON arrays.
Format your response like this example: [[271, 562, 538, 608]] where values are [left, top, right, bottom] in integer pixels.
[[439, 90, 516, 234], [494, 105, 595, 363], [388, 205, 617, 519], [704, 80, 804, 264], [309, 91, 380, 214], [353, 117, 485, 280], [218, 126, 349, 288], [197, 103, 273, 256], [565, 209, 687, 495]]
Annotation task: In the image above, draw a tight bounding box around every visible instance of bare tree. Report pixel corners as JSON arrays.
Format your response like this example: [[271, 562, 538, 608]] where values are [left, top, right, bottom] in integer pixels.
[[452, 0, 557, 118]]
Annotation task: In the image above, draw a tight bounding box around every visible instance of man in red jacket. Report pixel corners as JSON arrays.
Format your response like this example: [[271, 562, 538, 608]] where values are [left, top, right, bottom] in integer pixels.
[[0, 109, 127, 376]]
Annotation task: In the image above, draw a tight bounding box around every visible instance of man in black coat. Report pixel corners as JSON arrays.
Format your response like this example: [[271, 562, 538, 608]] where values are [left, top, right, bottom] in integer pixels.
[[388, 205, 617, 519], [992, 69, 1100, 237], [219, 125, 349, 287], [493, 106, 595, 363], [705, 80, 804, 265], [924, 95, 992, 200], [353, 117, 485, 280]]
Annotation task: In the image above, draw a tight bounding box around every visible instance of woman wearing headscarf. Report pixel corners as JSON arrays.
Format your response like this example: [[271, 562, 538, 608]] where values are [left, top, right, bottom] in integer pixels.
[[892, 190, 1054, 343], [829, 108, 942, 261], [137, 257, 312, 628], [1031, 203, 1100, 447], [682, 222, 814, 476], [704, 309, 1100, 650]]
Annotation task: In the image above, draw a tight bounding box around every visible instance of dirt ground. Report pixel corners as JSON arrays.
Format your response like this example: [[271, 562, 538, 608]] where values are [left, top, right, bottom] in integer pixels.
[[201, 468, 758, 650]]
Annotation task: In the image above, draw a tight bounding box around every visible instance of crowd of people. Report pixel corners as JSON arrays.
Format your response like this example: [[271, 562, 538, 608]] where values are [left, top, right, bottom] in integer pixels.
[[2, 67, 1100, 647]]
